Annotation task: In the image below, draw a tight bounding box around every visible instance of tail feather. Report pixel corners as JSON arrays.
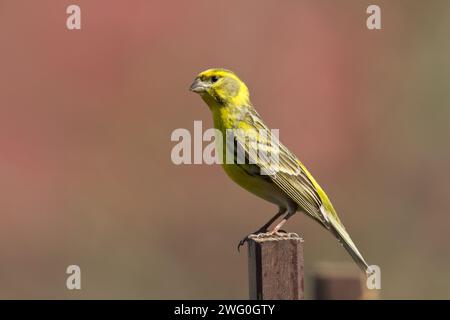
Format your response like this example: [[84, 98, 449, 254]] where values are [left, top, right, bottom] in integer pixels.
[[324, 212, 371, 274]]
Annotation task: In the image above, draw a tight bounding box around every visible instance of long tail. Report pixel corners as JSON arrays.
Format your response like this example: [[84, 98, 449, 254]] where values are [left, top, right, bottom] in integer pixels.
[[326, 214, 371, 274]]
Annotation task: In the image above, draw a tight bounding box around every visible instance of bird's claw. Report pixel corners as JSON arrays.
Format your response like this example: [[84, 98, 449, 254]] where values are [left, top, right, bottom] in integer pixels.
[[237, 229, 292, 251], [237, 230, 265, 252], [237, 237, 247, 252]]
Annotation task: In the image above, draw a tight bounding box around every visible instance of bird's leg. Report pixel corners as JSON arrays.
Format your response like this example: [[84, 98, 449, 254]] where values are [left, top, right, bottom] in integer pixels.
[[267, 209, 296, 237], [237, 207, 286, 252], [255, 207, 287, 234]]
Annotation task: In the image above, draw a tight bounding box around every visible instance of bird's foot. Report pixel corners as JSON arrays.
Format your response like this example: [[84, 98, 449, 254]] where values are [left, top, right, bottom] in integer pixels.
[[265, 229, 288, 238], [237, 230, 302, 250], [237, 237, 248, 252], [264, 223, 288, 237], [249, 230, 302, 242], [237, 229, 268, 252]]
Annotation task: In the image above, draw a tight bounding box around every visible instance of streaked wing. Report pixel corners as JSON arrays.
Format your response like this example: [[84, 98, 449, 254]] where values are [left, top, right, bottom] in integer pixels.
[[231, 107, 330, 227]]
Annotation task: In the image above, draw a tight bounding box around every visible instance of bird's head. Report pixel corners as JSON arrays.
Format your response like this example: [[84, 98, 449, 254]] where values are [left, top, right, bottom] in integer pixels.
[[189, 68, 250, 107]]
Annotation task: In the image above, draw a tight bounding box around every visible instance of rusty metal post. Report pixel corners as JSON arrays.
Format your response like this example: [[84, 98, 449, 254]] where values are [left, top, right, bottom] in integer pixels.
[[247, 233, 304, 300]]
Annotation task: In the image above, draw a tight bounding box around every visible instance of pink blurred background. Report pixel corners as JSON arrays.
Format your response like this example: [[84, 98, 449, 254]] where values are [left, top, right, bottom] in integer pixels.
[[1, 0, 450, 298]]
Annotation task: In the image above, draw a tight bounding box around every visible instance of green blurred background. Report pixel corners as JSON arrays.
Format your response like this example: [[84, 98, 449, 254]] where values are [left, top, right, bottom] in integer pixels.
[[1, 0, 449, 299]]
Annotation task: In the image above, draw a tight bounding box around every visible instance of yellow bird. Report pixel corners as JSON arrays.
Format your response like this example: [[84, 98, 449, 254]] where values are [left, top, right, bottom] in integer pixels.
[[190, 68, 370, 273]]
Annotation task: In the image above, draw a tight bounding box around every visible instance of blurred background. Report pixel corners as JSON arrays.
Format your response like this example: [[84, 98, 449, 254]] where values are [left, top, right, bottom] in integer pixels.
[[0, 0, 449, 299]]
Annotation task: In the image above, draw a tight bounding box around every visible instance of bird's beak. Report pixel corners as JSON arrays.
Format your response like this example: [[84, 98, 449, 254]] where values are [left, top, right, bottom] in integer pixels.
[[189, 78, 208, 93]]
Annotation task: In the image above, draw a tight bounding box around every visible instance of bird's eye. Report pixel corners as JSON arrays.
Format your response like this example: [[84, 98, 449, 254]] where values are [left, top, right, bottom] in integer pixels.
[[211, 76, 219, 83]]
